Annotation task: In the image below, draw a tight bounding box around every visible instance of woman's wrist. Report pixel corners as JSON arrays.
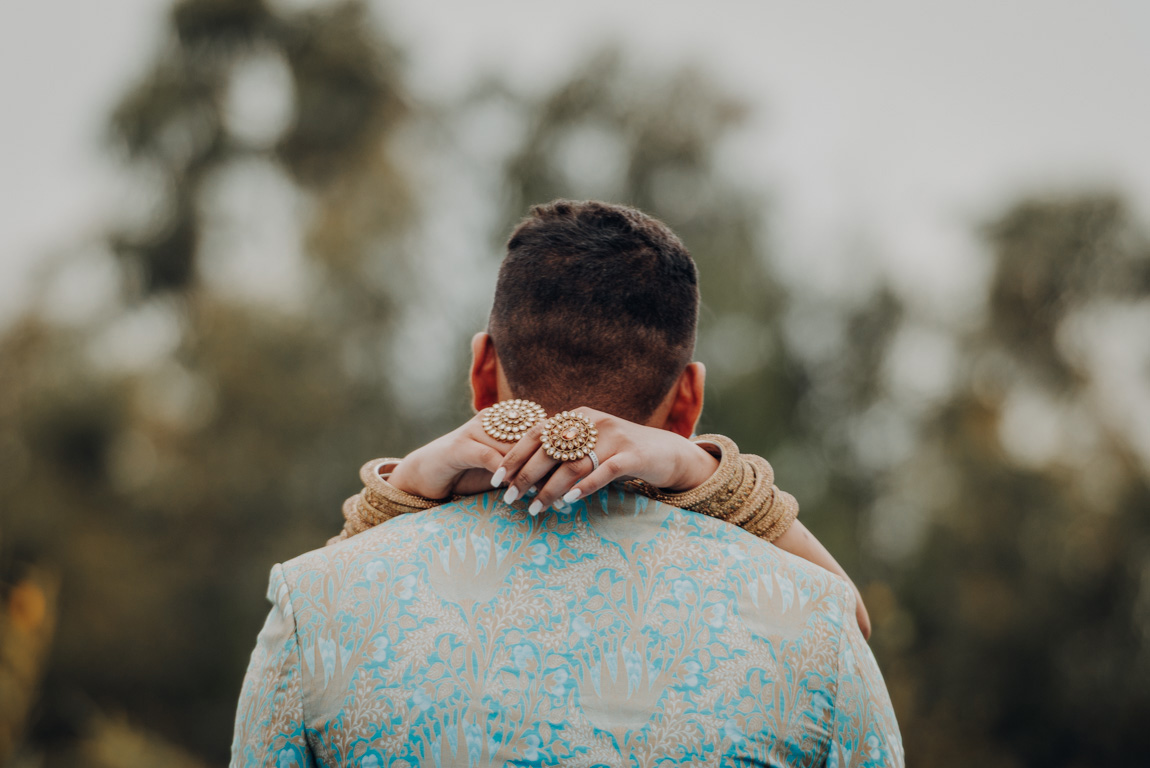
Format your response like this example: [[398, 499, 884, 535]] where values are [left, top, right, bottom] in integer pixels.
[[328, 458, 438, 545], [668, 440, 722, 491], [385, 456, 424, 497]]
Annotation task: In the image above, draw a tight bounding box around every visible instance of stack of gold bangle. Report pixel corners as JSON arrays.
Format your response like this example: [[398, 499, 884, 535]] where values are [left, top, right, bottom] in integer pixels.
[[326, 458, 450, 546], [329, 434, 797, 546], [624, 434, 799, 542]]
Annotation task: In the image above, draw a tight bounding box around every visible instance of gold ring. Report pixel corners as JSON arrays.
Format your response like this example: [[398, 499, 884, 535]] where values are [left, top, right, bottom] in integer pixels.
[[540, 411, 598, 461], [481, 399, 548, 442]]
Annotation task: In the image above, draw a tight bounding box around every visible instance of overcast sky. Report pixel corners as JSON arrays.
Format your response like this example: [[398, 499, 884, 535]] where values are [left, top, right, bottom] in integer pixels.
[[3, 0, 1149, 326]]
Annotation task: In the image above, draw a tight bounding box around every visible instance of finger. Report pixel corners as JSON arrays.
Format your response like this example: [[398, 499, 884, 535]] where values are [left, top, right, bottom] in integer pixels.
[[492, 421, 546, 488], [453, 467, 504, 496], [462, 412, 518, 487], [464, 412, 518, 454], [534, 459, 593, 512], [454, 438, 505, 477], [560, 451, 640, 505], [504, 446, 559, 509]]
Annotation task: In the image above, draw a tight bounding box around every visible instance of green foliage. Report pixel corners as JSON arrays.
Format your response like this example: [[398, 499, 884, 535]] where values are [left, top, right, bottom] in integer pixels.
[[109, 0, 411, 295]]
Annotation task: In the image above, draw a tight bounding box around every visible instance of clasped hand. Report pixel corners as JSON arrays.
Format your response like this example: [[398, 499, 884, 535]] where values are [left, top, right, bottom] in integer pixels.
[[387, 407, 720, 514]]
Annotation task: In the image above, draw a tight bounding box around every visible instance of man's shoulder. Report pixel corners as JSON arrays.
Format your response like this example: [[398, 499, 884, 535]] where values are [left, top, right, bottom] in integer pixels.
[[277, 489, 853, 638], [669, 503, 857, 632], [277, 495, 478, 584]]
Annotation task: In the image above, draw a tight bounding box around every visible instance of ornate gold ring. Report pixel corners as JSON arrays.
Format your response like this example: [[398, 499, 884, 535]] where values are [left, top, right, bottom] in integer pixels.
[[540, 411, 598, 462], [481, 399, 548, 442]]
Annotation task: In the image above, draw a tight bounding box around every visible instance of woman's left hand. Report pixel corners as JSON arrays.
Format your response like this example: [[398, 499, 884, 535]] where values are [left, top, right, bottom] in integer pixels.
[[387, 411, 513, 499]]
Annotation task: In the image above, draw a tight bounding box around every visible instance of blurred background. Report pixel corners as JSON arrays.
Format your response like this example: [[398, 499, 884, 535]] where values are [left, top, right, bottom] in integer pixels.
[[2, 0, 1149, 765]]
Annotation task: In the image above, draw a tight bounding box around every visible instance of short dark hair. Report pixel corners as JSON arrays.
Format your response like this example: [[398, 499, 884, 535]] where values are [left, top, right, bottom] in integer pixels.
[[488, 200, 699, 422]]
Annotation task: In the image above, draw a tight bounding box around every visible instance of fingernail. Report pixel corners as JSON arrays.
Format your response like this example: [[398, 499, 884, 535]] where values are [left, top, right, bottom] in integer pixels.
[[563, 488, 582, 504], [528, 500, 543, 516], [553, 499, 567, 511], [504, 486, 520, 505], [491, 467, 506, 487], [528, 485, 537, 494]]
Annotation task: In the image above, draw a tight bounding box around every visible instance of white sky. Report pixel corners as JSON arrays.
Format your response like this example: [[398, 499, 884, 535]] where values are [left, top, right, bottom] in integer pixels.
[[3, 0, 1149, 327]]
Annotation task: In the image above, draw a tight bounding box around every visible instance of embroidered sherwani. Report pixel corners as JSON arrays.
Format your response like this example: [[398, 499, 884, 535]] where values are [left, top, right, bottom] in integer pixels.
[[231, 488, 903, 767]]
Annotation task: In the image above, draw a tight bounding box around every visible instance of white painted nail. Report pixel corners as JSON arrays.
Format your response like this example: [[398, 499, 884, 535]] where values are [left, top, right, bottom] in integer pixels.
[[504, 486, 520, 505], [562, 488, 582, 504], [491, 467, 506, 487], [528, 485, 537, 494], [553, 499, 567, 511], [528, 500, 543, 516]]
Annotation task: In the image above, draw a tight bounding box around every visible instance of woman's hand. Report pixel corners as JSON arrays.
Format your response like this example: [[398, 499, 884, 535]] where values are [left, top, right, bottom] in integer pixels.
[[387, 413, 511, 499], [385, 405, 722, 512], [493, 407, 720, 515]]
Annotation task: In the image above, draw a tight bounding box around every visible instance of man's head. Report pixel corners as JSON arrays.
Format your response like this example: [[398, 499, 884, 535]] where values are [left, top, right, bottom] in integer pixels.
[[471, 200, 705, 435]]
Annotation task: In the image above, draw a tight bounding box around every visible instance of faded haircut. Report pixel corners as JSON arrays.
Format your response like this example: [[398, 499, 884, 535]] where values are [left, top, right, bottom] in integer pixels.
[[488, 200, 699, 422]]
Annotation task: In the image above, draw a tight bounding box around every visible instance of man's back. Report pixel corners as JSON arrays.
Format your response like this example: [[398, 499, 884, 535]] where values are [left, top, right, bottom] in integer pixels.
[[232, 488, 902, 767]]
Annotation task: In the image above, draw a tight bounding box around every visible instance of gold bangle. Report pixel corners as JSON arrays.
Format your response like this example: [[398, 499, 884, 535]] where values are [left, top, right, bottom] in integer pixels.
[[723, 455, 768, 527], [361, 458, 443, 510], [738, 454, 799, 542], [627, 440, 799, 544]]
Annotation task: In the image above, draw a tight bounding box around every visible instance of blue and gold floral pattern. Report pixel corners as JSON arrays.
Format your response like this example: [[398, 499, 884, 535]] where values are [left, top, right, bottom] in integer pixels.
[[231, 488, 902, 767]]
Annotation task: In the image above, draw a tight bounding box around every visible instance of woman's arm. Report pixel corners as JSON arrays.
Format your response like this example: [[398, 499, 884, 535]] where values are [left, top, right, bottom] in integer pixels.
[[773, 520, 872, 639]]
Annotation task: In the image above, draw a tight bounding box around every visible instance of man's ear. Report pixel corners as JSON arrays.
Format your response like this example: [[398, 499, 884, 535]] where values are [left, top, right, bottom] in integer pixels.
[[661, 362, 707, 438], [469, 331, 501, 412]]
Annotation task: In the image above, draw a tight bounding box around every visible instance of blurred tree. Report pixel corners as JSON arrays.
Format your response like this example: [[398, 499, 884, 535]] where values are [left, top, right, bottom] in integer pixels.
[[1, 0, 422, 762], [877, 194, 1150, 766]]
